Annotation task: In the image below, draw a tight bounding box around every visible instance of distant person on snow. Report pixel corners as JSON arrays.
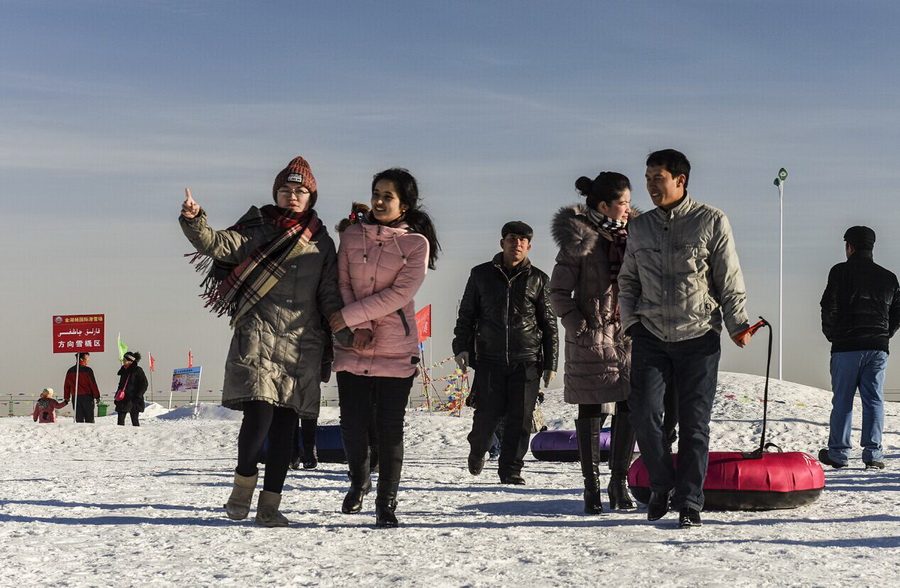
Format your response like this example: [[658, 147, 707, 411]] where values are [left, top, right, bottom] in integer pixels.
[[180, 156, 343, 527], [114, 352, 149, 427], [453, 220, 559, 486], [64, 352, 101, 423], [618, 149, 753, 529], [819, 226, 900, 470], [33, 388, 68, 423]]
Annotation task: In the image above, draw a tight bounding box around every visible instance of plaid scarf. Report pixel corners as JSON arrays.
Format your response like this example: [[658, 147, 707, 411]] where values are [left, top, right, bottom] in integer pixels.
[[187, 205, 322, 324], [589, 210, 628, 283]]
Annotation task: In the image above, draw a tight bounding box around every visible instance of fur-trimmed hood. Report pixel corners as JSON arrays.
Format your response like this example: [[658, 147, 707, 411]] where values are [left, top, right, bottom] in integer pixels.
[[550, 203, 640, 258]]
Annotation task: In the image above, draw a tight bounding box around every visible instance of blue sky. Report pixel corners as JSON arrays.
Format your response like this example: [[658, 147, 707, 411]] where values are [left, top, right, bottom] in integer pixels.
[[3, 1, 900, 400]]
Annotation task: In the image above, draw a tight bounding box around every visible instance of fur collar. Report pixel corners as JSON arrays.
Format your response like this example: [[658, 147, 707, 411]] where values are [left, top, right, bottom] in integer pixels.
[[550, 203, 601, 258], [550, 203, 640, 258]]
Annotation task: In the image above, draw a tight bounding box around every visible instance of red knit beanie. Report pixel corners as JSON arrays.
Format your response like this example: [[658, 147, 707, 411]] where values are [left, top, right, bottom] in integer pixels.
[[273, 156, 317, 205]]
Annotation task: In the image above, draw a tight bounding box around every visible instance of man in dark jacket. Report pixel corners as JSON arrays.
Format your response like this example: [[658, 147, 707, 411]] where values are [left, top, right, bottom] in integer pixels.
[[64, 352, 101, 423], [819, 226, 900, 470], [453, 220, 559, 485]]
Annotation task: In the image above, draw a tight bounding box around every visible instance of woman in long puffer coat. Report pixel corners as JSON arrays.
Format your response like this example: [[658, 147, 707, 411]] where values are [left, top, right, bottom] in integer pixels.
[[179, 156, 343, 527], [114, 351, 148, 427], [549, 171, 637, 514], [329, 168, 440, 528]]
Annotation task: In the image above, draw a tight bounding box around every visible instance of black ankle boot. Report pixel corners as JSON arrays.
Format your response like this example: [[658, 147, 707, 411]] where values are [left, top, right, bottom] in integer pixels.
[[341, 479, 372, 514], [608, 413, 636, 510], [375, 500, 398, 528], [608, 477, 635, 510], [575, 416, 606, 515]]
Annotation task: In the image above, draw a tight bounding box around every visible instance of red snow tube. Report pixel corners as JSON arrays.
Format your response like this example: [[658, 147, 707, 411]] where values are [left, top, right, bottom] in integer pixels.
[[627, 451, 825, 511], [530, 428, 637, 462], [626, 319, 826, 511]]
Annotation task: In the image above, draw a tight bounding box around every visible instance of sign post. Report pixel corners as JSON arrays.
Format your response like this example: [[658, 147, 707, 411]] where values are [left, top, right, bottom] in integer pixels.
[[170, 366, 202, 413], [52, 314, 105, 422]]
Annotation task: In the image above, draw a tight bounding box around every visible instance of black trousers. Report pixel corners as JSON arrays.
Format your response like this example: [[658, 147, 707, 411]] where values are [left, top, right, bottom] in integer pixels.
[[337, 371, 413, 504], [235, 401, 299, 493], [116, 407, 140, 426], [467, 360, 540, 477], [74, 397, 95, 423]]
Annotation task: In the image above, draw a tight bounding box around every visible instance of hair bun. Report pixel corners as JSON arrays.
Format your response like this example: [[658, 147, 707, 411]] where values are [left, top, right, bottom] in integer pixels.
[[575, 176, 592, 197]]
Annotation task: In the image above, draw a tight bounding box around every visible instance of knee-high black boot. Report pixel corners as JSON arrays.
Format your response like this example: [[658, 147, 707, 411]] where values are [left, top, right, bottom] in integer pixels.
[[341, 428, 372, 515], [608, 412, 637, 510], [575, 416, 606, 514], [300, 418, 318, 469], [375, 441, 402, 528]]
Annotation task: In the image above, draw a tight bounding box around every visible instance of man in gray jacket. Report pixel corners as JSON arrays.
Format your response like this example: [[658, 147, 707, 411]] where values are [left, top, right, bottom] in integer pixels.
[[618, 149, 753, 528]]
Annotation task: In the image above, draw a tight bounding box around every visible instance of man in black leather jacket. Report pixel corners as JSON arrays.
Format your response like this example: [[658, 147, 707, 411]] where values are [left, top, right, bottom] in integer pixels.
[[453, 221, 559, 484], [819, 226, 900, 470]]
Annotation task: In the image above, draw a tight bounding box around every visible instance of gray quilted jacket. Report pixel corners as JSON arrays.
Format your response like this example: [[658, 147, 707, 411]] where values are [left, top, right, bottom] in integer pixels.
[[618, 195, 750, 342], [180, 206, 343, 418]]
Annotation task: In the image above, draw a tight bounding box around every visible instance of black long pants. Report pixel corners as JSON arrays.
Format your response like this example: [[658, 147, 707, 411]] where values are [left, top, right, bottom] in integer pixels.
[[74, 397, 95, 423], [467, 360, 540, 478], [337, 371, 413, 505], [116, 407, 140, 426], [235, 401, 298, 493]]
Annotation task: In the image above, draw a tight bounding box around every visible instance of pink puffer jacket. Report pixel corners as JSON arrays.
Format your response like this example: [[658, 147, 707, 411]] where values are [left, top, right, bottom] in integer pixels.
[[33, 398, 68, 423], [333, 221, 429, 378]]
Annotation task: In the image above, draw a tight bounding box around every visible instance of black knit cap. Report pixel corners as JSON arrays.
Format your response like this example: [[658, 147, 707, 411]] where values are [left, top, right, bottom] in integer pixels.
[[501, 220, 533, 241], [843, 226, 876, 251]]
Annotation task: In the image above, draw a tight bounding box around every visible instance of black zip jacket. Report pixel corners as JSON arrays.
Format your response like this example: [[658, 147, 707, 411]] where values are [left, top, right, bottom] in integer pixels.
[[453, 253, 558, 370], [820, 250, 900, 353]]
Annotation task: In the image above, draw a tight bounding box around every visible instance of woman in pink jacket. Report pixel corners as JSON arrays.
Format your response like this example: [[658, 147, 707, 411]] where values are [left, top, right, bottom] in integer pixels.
[[329, 168, 440, 528]]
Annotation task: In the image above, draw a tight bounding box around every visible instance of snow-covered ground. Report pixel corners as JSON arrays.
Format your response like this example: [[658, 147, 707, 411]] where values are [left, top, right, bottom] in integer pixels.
[[2, 372, 898, 587]]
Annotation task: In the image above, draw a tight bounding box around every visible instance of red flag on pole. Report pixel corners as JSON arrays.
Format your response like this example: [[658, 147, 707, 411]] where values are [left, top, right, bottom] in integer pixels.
[[148, 353, 156, 372], [188, 349, 193, 368], [415, 305, 432, 343]]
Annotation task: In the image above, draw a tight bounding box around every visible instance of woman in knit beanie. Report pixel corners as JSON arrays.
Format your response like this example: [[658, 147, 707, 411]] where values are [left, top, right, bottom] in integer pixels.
[[179, 156, 343, 527]]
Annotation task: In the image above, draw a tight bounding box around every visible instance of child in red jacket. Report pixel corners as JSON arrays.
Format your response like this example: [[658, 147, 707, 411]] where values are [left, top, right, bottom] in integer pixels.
[[33, 388, 68, 423]]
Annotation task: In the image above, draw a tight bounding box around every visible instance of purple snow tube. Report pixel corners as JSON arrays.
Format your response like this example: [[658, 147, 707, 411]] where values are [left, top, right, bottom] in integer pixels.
[[530, 428, 638, 462]]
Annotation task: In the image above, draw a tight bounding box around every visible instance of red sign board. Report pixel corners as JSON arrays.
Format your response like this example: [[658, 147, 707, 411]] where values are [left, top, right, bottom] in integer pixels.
[[52, 314, 105, 354], [415, 305, 431, 343]]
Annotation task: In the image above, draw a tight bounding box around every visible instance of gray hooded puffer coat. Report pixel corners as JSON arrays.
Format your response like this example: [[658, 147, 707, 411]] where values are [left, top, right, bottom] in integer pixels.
[[549, 203, 631, 406], [180, 206, 343, 419]]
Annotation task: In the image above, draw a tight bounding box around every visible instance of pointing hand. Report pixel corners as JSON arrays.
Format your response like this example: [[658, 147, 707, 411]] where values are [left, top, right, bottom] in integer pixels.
[[181, 188, 200, 219]]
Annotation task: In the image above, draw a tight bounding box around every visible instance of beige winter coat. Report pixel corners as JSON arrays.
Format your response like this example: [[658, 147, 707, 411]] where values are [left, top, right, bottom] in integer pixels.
[[180, 206, 343, 418]]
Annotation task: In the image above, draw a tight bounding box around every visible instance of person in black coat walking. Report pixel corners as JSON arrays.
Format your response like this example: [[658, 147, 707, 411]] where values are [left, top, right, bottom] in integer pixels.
[[453, 220, 559, 485], [115, 352, 149, 426]]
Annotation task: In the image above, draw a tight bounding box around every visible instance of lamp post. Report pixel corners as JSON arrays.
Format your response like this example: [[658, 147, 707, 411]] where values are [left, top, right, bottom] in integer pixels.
[[774, 168, 788, 380]]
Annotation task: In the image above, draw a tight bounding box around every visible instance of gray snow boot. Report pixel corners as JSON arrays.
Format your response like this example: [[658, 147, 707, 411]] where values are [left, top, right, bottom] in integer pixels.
[[255, 490, 290, 527], [224, 471, 258, 520]]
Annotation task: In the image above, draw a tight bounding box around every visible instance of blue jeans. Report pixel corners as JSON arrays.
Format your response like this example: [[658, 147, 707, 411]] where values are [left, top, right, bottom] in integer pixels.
[[827, 350, 887, 464], [628, 324, 721, 511]]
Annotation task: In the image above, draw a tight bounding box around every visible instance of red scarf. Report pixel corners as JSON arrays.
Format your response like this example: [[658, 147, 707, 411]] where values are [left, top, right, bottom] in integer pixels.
[[188, 205, 322, 323]]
